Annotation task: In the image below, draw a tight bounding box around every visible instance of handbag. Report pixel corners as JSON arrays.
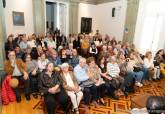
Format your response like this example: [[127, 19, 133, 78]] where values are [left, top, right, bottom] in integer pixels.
[[133, 66, 142, 72], [80, 79, 94, 88]]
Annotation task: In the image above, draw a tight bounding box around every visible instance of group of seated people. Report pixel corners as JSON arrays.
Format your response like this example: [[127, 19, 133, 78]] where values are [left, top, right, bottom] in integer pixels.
[[3, 30, 165, 114]]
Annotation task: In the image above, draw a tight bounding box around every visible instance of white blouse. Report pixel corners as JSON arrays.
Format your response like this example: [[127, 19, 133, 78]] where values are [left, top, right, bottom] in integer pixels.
[[64, 73, 75, 87]]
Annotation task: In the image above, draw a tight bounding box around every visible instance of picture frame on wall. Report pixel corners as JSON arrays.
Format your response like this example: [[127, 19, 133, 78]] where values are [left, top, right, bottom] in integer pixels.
[[12, 11, 25, 26]]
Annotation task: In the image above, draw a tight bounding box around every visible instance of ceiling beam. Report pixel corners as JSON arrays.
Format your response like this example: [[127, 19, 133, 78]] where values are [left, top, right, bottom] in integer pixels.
[[79, 0, 97, 4], [96, 0, 118, 4]]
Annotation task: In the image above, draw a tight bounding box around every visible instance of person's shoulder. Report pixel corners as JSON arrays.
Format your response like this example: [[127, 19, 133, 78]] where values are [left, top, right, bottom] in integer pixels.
[[17, 58, 24, 62], [74, 64, 80, 70], [4, 60, 10, 64]]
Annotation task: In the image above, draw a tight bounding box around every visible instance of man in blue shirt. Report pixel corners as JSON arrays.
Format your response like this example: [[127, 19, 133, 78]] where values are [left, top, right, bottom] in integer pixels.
[[74, 57, 98, 111]]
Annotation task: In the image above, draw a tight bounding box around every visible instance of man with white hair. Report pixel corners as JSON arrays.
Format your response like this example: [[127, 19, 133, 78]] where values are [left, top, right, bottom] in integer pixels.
[[74, 57, 98, 110], [60, 63, 83, 114]]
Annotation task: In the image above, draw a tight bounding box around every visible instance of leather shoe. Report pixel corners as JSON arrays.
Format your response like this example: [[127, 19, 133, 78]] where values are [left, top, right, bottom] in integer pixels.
[[16, 96, 21, 103], [25, 95, 31, 101]]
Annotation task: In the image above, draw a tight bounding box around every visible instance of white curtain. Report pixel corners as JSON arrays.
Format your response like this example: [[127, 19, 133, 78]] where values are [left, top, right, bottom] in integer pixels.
[[59, 3, 66, 34]]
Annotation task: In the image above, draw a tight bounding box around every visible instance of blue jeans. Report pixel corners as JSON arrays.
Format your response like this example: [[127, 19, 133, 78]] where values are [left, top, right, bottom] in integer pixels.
[[142, 67, 149, 80], [128, 71, 143, 82]]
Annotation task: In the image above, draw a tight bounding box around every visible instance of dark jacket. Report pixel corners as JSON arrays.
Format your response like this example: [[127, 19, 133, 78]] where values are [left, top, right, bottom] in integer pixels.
[[38, 71, 61, 95]]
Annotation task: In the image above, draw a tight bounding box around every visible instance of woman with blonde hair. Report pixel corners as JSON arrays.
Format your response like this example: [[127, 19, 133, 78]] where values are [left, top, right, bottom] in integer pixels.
[[144, 51, 160, 81]]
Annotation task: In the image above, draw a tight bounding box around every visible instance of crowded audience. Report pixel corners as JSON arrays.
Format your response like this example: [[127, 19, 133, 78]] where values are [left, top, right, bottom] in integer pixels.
[[3, 29, 165, 114]]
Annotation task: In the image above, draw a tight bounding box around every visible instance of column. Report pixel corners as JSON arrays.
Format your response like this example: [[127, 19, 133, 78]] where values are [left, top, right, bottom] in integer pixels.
[[0, 0, 6, 70], [123, 0, 140, 43], [32, 0, 45, 34], [69, 0, 79, 34]]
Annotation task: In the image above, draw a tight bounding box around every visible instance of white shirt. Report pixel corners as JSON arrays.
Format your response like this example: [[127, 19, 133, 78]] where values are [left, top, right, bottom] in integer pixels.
[[27, 40, 36, 48], [65, 73, 75, 87], [47, 40, 56, 49], [107, 63, 120, 78], [38, 59, 49, 71], [144, 58, 154, 68]]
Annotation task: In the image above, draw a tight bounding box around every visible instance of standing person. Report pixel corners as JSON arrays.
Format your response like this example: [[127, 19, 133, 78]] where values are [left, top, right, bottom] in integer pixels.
[[38, 62, 69, 114], [4, 51, 30, 102], [60, 63, 83, 114], [5, 34, 17, 58], [81, 36, 89, 57]]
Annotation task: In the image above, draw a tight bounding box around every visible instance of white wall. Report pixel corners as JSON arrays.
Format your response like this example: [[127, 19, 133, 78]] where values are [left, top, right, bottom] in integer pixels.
[[78, 0, 127, 41], [134, 0, 165, 54], [78, 3, 99, 34], [4, 0, 34, 36]]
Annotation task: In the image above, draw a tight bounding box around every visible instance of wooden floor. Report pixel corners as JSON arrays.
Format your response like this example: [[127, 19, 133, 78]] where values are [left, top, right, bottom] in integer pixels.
[[2, 78, 165, 114]]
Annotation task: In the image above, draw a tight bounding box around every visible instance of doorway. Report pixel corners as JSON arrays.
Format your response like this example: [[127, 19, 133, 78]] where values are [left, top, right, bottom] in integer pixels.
[[46, 2, 57, 31], [81, 17, 92, 34]]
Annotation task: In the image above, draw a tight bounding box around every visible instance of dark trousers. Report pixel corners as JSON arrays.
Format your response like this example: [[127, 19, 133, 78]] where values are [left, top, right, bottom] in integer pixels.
[[29, 73, 38, 93], [96, 83, 106, 99], [44, 89, 69, 114], [104, 81, 116, 97], [83, 84, 98, 105], [12, 76, 30, 98]]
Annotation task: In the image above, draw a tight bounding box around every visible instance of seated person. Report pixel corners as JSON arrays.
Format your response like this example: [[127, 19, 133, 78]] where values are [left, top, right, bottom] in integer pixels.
[[87, 57, 106, 105], [144, 51, 160, 81], [70, 49, 81, 68], [19, 35, 28, 52], [154, 49, 165, 75], [107, 56, 125, 96], [60, 63, 83, 114], [134, 51, 149, 84], [24, 54, 39, 98], [15, 45, 24, 60], [74, 57, 98, 110], [60, 49, 69, 64], [38, 62, 69, 114], [4, 51, 30, 102], [48, 49, 61, 66], [89, 43, 98, 59], [38, 53, 49, 72], [130, 96, 165, 114], [97, 56, 119, 99], [126, 52, 144, 87], [146, 96, 165, 114]]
